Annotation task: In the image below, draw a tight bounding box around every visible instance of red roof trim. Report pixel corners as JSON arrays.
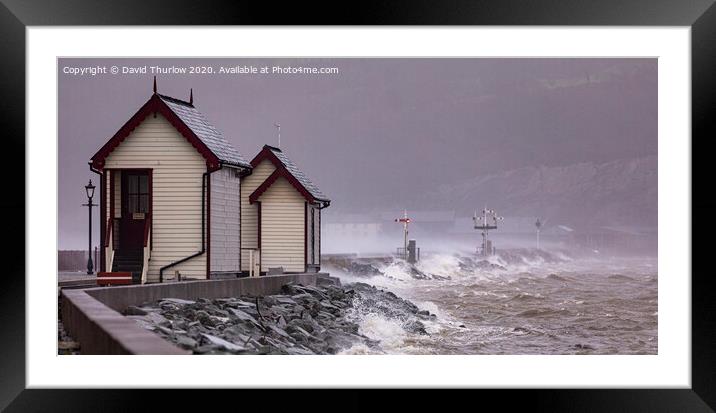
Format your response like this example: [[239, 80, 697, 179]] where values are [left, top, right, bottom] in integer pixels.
[[249, 168, 280, 204], [249, 146, 282, 169], [248, 147, 320, 204], [249, 166, 316, 204], [90, 94, 221, 171]]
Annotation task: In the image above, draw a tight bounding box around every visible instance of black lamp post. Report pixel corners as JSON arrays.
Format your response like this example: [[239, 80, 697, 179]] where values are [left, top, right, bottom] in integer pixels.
[[83, 180, 96, 274]]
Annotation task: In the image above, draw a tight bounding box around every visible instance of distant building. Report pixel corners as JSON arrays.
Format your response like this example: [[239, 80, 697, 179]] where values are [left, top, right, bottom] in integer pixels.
[[448, 216, 575, 249], [379, 210, 456, 237], [325, 213, 382, 239], [572, 226, 656, 253]]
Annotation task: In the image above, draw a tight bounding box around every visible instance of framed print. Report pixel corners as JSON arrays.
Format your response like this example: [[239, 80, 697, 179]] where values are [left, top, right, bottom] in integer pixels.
[[1, 0, 713, 410]]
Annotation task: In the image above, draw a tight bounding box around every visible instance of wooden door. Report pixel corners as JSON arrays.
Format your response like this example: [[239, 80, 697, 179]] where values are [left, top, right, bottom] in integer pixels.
[[119, 171, 149, 250]]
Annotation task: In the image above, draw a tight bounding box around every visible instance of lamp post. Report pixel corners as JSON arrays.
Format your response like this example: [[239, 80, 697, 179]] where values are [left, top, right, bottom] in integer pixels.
[[83, 180, 96, 275]]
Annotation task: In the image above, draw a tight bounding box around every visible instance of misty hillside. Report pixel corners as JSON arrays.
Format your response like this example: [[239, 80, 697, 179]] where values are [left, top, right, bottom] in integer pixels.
[[417, 155, 657, 229]]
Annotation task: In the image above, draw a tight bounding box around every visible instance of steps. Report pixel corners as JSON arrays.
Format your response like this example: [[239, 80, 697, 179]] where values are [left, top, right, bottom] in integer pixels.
[[112, 249, 143, 283]]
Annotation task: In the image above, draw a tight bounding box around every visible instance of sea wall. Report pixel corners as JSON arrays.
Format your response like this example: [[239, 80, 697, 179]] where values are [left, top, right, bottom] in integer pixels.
[[60, 273, 326, 355]]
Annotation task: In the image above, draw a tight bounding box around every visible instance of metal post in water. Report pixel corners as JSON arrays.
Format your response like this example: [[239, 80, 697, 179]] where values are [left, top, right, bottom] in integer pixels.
[[408, 239, 418, 264], [535, 218, 542, 249], [395, 210, 411, 260], [473, 206, 502, 257], [404, 210, 408, 257]]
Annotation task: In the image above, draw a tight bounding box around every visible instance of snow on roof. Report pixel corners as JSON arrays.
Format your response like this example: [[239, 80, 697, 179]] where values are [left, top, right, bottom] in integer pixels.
[[264, 145, 329, 202], [158, 94, 250, 168]]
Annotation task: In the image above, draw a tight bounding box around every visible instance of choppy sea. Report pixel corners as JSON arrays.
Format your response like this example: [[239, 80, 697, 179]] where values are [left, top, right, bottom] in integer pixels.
[[328, 249, 657, 355]]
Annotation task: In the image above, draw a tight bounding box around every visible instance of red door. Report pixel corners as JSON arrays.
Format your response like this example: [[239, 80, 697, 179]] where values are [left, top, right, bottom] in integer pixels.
[[120, 171, 150, 250]]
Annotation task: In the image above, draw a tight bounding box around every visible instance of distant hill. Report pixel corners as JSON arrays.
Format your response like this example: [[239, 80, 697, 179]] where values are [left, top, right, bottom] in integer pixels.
[[416, 155, 657, 230]]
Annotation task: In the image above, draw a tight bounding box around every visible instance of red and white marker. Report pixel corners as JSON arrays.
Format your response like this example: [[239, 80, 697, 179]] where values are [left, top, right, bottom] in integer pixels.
[[395, 209, 411, 259]]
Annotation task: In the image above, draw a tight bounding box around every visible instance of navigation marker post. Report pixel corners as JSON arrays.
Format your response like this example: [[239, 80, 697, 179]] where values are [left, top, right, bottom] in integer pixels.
[[395, 210, 411, 260], [473, 206, 503, 257], [535, 218, 543, 249]]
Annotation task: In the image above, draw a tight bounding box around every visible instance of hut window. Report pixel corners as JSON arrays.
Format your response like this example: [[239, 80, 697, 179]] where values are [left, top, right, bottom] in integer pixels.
[[126, 174, 149, 214]]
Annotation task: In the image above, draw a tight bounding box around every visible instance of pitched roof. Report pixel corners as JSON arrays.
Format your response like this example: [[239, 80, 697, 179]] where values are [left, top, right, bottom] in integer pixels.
[[267, 146, 329, 201], [157, 95, 250, 168], [90, 93, 251, 171], [250, 145, 330, 203]]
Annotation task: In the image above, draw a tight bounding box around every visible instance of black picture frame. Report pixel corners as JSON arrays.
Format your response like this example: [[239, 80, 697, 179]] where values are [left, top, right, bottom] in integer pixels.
[[1, 0, 712, 410]]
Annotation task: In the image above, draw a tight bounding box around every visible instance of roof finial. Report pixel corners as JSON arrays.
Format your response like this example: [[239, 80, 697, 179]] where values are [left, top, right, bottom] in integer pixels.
[[153, 76, 157, 94], [274, 123, 281, 148], [190, 88, 193, 105]]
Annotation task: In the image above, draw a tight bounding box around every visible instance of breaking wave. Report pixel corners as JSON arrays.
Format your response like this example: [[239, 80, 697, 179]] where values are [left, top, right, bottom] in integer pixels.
[[325, 249, 658, 354]]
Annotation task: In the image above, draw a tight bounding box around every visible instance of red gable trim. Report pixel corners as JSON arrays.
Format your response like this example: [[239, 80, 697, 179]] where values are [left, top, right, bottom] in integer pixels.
[[249, 146, 282, 169], [249, 167, 316, 204], [89, 94, 221, 171], [249, 146, 322, 203]]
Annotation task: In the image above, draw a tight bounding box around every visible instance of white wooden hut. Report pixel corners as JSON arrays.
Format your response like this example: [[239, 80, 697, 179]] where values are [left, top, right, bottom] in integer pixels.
[[89, 84, 251, 283], [240, 145, 330, 275]]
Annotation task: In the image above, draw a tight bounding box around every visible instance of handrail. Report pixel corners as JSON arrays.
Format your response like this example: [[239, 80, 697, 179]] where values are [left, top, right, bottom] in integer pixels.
[[105, 218, 113, 246], [140, 213, 152, 284], [105, 219, 114, 273], [247, 248, 260, 277], [143, 213, 151, 248]]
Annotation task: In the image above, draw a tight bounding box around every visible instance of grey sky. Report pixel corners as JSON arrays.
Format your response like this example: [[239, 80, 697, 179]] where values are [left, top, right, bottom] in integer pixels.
[[58, 58, 656, 249]]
